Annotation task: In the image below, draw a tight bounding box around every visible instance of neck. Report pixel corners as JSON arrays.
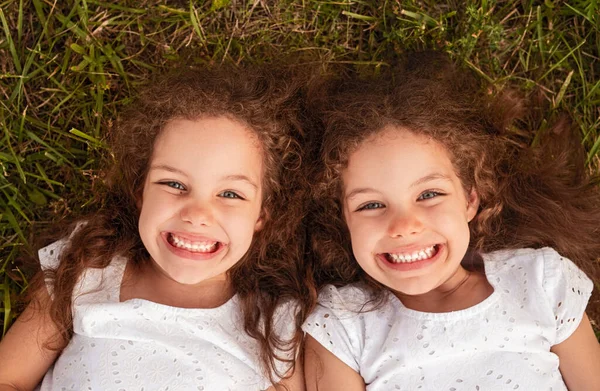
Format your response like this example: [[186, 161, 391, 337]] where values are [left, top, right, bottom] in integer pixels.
[[121, 259, 235, 309], [394, 266, 493, 313]]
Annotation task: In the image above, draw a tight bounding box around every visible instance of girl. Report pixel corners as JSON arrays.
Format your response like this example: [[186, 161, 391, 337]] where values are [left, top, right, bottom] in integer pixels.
[[303, 52, 600, 390], [0, 64, 309, 390]]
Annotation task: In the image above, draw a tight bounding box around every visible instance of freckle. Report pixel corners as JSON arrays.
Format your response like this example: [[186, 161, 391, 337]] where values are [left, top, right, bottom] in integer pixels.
[[557, 301, 562, 307]]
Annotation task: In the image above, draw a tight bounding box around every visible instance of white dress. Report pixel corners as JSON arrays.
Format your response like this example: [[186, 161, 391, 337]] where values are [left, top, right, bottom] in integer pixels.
[[37, 238, 297, 391], [303, 247, 593, 390]]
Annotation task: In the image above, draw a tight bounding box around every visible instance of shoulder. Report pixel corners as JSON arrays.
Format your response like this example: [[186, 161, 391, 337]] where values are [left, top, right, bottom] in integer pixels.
[[483, 246, 553, 264], [38, 238, 70, 271], [303, 284, 392, 373], [316, 284, 380, 313], [270, 299, 302, 377], [271, 298, 301, 337], [37, 222, 124, 301], [485, 247, 593, 344], [303, 284, 366, 373], [274, 297, 299, 318], [37, 221, 87, 271], [483, 247, 564, 284], [484, 247, 591, 287]]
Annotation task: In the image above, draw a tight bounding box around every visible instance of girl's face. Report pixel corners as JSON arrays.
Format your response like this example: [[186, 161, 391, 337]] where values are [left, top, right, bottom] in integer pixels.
[[341, 126, 479, 296], [138, 117, 265, 286]]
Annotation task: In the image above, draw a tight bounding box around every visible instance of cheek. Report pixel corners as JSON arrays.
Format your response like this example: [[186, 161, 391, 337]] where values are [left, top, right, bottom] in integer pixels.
[[137, 203, 156, 248], [346, 217, 378, 253], [222, 208, 261, 242], [138, 203, 158, 240], [140, 193, 168, 217], [138, 191, 178, 233], [138, 193, 153, 225], [427, 206, 472, 244]]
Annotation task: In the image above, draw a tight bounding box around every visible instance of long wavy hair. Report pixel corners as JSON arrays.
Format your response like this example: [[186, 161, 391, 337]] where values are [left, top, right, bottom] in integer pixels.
[[308, 52, 600, 298], [28, 63, 311, 384]]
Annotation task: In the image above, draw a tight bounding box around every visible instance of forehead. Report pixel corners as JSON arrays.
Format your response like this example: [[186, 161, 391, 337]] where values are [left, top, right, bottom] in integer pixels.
[[151, 117, 264, 180], [342, 126, 458, 189]]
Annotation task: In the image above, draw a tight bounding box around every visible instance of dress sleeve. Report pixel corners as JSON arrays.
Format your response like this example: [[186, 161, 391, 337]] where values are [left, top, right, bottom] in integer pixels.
[[541, 247, 594, 344], [302, 285, 365, 373], [37, 238, 70, 298], [270, 299, 302, 380]]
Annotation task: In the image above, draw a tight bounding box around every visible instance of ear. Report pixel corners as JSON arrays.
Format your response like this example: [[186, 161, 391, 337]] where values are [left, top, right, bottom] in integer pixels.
[[135, 188, 144, 210], [466, 188, 480, 222], [254, 208, 268, 232]]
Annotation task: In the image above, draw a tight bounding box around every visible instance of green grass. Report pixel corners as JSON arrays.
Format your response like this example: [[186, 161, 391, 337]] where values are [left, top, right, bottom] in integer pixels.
[[0, 0, 599, 335]]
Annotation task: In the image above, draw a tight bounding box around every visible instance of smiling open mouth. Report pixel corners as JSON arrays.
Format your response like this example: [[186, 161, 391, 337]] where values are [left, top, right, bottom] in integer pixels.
[[166, 233, 221, 253], [384, 244, 440, 264]]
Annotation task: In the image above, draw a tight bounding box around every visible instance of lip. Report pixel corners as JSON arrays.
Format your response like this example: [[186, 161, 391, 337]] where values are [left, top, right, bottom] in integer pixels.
[[377, 243, 444, 272], [161, 231, 227, 261]]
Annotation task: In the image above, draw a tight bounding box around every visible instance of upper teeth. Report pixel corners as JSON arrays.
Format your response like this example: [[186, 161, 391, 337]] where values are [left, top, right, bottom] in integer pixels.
[[171, 234, 217, 252], [387, 245, 436, 263]]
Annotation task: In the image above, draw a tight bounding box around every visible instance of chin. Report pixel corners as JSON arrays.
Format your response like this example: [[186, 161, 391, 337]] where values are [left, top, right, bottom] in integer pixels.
[[159, 267, 206, 285], [174, 274, 211, 285], [400, 288, 433, 297], [387, 281, 435, 297]]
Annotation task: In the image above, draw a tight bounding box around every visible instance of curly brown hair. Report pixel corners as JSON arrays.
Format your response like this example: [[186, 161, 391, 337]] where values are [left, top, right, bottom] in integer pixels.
[[308, 51, 600, 297], [28, 63, 311, 385]]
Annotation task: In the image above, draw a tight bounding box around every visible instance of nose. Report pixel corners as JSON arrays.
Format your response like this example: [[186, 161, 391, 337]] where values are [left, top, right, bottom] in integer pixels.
[[180, 199, 214, 227], [387, 209, 424, 238]]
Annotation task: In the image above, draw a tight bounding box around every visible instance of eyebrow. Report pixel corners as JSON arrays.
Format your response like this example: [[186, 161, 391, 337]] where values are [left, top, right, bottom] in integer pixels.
[[344, 173, 452, 201], [222, 174, 259, 190], [150, 164, 187, 176], [345, 187, 377, 201], [410, 173, 453, 188], [150, 165, 258, 190]]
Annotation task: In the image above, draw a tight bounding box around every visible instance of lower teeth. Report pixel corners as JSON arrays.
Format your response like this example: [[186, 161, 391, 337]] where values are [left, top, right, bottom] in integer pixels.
[[177, 244, 214, 252]]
